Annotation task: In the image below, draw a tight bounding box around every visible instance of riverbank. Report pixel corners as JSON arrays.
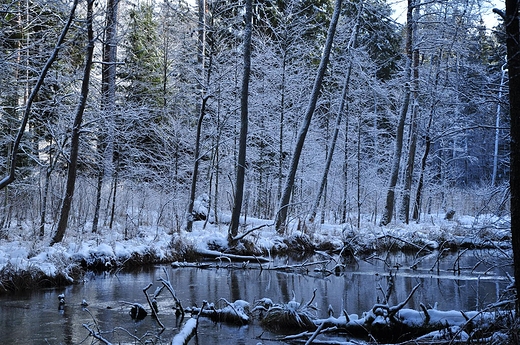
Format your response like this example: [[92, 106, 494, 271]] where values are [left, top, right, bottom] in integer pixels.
[[0, 213, 512, 293]]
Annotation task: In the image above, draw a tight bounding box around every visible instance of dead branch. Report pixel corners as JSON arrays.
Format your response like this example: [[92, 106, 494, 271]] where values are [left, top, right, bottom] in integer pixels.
[[272, 260, 330, 271], [377, 234, 428, 251], [143, 283, 165, 329], [420, 303, 430, 323], [195, 248, 270, 263], [158, 277, 185, 318], [232, 223, 273, 242], [82, 324, 112, 345], [304, 320, 326, 345], [389, 283, 421, 316]]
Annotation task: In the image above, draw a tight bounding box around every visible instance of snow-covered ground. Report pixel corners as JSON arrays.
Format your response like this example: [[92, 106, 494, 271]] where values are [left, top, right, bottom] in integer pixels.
[[0, 211, 511, 287]]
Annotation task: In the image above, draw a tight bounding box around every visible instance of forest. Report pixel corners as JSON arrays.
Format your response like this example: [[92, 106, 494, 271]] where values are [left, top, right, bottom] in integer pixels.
[[1, 0, 520, 343], [0, 0, 510, 240]]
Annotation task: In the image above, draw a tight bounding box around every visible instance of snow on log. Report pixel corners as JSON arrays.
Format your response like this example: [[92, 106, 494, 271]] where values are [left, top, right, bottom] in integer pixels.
[[171, 318, 198, 345], [310, 307, 501, 342], [187, 299, 250, 325], [194, 248, 270, 263]]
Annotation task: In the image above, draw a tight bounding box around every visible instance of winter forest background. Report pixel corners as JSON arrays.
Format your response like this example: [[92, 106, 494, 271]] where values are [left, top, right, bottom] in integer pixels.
[[0, 0, 510, 242]]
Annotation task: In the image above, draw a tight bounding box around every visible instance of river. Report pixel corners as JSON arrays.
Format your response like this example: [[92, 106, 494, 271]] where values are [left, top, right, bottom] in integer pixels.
[[0, 249, 511, 344]]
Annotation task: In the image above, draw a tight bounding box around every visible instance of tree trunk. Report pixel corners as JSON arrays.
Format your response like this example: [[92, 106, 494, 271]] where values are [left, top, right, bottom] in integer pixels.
[[309, 4, 361, 223], [92, 0, 119, 234], [278, 55, 287, 205], [0, 0, 79, 190], [229, 0, 252, 241], [492, 66, 506, 186], [379, 0, 414, 226], [399, 44, 420, 224], [411, 48, 444, 222], [500, 0, 520, 312], [411, 114, 432, 222], [187, 0, 210, 232], [187, 97, 208, 232], [51, 0, 95, 245], [275, 0, 343, 233]]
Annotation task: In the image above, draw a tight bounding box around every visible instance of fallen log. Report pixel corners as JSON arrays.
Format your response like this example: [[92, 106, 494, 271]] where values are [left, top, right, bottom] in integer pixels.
[[195, 248, 270, 263], [187, 299, 250, 325]]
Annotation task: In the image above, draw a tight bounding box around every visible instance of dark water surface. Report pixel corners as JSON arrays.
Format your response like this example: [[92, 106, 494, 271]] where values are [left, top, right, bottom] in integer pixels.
[[0, 250, 511, 344]]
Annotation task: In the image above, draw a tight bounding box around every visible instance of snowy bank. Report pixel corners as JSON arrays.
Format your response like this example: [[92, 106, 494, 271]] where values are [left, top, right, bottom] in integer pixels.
[[0, 212, 512, 292]]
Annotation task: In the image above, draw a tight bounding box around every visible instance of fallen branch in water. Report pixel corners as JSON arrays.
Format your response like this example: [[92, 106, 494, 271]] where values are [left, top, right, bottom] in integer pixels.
[[159, 267, 185, 319], [143, 282, 165, 329], [271, 260, 330, 271], [82, 324, 112, 345], [171, 318, 198, 345]]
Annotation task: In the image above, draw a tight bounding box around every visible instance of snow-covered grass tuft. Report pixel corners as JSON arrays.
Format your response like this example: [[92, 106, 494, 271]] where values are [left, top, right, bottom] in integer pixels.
[[255, 292, 318, 333]]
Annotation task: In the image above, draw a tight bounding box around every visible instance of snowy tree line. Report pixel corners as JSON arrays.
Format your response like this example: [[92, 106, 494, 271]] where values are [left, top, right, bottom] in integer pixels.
[[0, 0, 509, 240]]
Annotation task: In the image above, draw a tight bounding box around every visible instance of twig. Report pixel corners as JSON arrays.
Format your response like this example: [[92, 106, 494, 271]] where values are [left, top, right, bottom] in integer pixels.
[[420, 303, 430, 323], [83, 308, 101, 332], [343, 309, 350, 323], [303, 289, 317, 309], [452, 248, 469, 275], [430, 247, 450, 272], [388, 283, 421, 317]]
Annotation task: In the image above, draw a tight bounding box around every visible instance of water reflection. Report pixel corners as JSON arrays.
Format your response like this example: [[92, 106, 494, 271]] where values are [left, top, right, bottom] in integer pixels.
[[0, 250, 511, 344]]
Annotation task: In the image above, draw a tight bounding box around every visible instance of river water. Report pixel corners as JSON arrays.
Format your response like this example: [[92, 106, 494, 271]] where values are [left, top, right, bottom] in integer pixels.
[[0, 250, 511, 344]]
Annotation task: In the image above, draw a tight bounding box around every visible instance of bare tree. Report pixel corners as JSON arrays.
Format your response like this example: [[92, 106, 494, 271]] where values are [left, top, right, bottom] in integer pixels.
[[275, 0, 343, 233], [51, 0, 95, 245], [309, 3, 361, 223], [379, 0, 414, 226], [398, 4, 420, 224], [229, 0, 252, 241], [92, 0, 119, 234], [0, 0, 79, 190]]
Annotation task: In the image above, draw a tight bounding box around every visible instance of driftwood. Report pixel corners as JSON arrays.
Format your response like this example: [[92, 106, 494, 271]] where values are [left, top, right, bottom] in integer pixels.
[[82, 324, 113, 345]]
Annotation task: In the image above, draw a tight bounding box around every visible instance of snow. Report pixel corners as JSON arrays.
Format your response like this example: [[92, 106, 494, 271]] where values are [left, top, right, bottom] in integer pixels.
[[171, 318, 198, 345], [0, 212, 511, 281]]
